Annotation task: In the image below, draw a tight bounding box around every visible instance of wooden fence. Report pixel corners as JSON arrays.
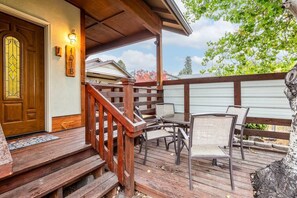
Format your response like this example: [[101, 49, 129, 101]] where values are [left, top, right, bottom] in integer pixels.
[[136, 73, 292, 140]]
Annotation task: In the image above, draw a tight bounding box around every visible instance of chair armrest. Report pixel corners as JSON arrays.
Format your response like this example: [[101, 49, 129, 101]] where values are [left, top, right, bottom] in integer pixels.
[[144, 123, 175, 131]]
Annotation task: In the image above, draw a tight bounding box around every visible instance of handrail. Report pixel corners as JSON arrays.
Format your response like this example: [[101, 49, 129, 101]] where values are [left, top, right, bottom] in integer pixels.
[[87, 84, 146, 137], [85, 82, 146, 197]]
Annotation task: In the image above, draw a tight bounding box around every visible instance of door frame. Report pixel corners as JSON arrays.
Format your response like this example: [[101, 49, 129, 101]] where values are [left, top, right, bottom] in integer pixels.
[[0, 4, 52, 132]]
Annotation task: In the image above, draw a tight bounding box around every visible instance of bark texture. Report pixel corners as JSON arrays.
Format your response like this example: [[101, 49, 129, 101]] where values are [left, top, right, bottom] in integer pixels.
[[251, 159, 297, 198], [251, 65, 297, 197]]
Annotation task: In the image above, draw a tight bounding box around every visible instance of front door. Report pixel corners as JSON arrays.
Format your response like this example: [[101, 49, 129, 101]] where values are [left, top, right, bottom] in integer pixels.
[[0, 12, 44, 137]]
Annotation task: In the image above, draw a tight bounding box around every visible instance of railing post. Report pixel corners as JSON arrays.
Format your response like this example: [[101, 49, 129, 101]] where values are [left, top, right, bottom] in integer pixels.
[[184, 83, 190, 118], [85, 84, 90, 144], [122, 78, 136, 197]]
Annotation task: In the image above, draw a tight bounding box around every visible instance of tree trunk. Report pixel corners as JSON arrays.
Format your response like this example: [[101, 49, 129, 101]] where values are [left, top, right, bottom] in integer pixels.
[[250, 2, 297, 197]]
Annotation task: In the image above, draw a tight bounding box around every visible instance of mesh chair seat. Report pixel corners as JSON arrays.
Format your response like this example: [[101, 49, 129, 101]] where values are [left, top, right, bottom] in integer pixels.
[[146, 129, 173, 140], [191, 145, 229, 158]]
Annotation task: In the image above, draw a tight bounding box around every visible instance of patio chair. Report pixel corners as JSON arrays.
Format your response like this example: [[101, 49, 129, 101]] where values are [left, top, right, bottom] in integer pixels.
[[135, 107, 177, 164], [155, 103, 175, 121], [226, 105, 250, 160], [155, 103, 178, 148], [183, 113, 237, 190]]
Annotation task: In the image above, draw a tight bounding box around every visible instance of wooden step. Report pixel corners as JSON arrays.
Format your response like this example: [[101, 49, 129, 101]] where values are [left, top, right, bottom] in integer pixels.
[[66, 172, 118, 198], [0, 155, 105, 198], [0, 147, 96, 194]]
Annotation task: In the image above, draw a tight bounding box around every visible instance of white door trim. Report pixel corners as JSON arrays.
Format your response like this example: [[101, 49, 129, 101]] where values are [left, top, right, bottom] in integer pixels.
[[0, 3, 52, 132]]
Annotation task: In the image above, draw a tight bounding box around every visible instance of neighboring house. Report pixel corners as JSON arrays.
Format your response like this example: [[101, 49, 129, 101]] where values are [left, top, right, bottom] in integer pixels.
[[86, 58, 133, 84], [178, 73, 216, 79]]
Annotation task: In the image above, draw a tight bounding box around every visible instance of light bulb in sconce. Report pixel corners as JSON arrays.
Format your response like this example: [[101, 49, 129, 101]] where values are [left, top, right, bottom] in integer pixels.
[[68, 29, 77, 44]]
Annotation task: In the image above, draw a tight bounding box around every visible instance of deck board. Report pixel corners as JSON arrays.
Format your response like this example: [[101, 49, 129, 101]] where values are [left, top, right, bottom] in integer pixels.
[[134, 140, 285, 198], [5, 128, 88, 177]]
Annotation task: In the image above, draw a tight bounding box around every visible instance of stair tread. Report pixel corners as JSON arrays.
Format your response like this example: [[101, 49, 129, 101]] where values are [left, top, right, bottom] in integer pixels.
[[0, 155, 105, 198], [66, 172, 118, 198]]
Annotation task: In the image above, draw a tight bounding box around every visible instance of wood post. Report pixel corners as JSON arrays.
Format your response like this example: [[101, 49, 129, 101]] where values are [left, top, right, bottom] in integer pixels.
[[234, 81, 241, 105], [85, 85, 90, 144], [80, 9, 86, 126], [156, 33, 163, 90], [122, 78, 136, 197], [184, 83, 190, 115]]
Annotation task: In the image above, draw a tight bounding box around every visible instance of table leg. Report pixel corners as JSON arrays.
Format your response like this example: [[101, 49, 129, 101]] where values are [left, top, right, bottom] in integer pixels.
[[176, 128, 181, 165]]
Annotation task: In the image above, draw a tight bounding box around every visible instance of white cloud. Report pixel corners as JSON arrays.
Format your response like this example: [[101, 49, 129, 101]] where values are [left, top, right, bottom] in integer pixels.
[[192, 56, 204, 66], [163, 18, 238, 50], [120, 50, 156, 71], [88, 50, 156, 72]]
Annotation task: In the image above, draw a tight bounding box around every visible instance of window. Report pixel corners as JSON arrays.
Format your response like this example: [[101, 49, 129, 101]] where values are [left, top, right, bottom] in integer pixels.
[[4, 36, 21, 99]]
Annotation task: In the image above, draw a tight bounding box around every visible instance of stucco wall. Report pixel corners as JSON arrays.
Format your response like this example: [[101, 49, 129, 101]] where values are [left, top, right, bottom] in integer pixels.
[[0, 1, 81, 121]]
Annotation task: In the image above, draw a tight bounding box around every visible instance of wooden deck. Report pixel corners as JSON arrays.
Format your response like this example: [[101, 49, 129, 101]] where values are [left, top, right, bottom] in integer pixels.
[[6, 127, 88, 176], [134, 139, 285, 198], [0, 128, 92, 194]]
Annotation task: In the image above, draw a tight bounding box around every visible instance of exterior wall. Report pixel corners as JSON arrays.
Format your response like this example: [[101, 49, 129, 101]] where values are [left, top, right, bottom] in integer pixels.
[[86, 76, 117, 84], [0, 0, 81, 131]]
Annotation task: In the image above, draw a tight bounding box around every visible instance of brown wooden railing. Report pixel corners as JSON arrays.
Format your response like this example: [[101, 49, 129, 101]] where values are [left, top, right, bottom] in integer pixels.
[[136, 72, 292, 141], [92, 83, 163, 115], [85, 79, 146, 197]]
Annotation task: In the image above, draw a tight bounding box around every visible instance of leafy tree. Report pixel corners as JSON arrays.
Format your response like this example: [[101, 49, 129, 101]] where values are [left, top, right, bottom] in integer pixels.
[[132, 70, 170, 82], [117, 60, 127, 71], [178, 56, 193, 75], [182, 0, 297, 75]]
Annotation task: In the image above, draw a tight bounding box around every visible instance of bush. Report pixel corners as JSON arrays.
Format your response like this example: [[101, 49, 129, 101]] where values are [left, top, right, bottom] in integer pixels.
[[246, 123, 267, 130]]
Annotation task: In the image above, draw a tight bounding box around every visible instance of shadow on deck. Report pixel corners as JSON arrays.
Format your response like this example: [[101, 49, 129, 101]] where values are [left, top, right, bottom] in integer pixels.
[[134, 139, 285, 198]]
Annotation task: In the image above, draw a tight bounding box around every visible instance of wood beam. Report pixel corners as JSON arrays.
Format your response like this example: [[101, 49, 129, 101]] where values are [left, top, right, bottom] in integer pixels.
[[151, 7, 171, 14], [81, 9, 86, 126], [87, 30, 155, 55], [162, 18, 179, 25], [115, 0, 162, 35], [156, 33, 163, 89]]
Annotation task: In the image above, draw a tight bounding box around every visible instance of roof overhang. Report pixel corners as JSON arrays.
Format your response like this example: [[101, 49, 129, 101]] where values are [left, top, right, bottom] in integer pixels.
[[66, 0, 192, 55]]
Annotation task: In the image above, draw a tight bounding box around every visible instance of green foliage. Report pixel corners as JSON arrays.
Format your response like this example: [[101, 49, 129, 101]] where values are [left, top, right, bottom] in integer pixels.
[[179, 56, 193, 75], [117, 60, 127, 71], [246, 123, 267, 130], [182, 0, 297, 76]]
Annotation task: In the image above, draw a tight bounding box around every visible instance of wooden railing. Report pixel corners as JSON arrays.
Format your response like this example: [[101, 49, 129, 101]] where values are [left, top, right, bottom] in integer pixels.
[[92, 83, 163, 115], [136, 73, 292, 141], [85, 79, 146, 197]]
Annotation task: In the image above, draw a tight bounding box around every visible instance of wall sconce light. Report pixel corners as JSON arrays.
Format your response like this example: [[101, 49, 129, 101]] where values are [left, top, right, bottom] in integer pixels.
[[68, 29, 77, 44]]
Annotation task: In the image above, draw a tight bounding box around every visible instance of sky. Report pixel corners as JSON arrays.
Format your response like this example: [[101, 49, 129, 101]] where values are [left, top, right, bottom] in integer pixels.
[[88, 1, 238, 76]]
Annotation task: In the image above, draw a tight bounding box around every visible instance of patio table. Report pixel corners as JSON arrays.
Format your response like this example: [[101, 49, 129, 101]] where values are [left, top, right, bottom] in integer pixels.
[[161, 113, 191, 165]]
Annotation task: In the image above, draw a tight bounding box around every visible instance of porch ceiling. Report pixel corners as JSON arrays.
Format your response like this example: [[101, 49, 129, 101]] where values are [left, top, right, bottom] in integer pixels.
[[66, 0, 192, 55]]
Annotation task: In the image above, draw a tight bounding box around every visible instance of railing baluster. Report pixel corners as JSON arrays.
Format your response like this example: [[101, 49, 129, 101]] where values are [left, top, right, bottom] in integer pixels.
[[98, 104, 104, 158], [85, 87, 90, 144], [107, 112, 114, 172], [117, 122, 124, 185]]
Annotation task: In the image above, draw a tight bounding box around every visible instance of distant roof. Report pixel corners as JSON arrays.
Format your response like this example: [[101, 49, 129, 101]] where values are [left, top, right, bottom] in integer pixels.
[[86, 58, 133, 80], [178, 73, 216, 79]]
